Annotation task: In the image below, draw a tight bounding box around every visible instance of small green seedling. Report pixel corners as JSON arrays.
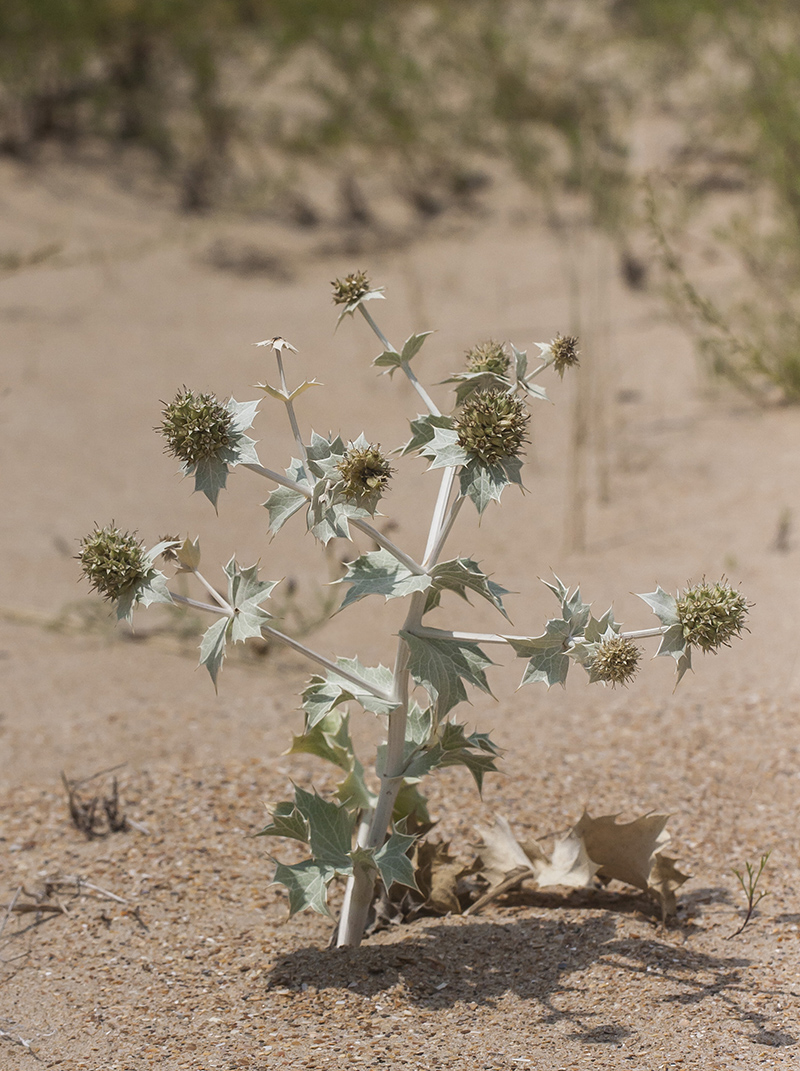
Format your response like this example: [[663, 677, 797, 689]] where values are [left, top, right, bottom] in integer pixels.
[[79, 271, 749, 947], [729, 851, 771, 938]]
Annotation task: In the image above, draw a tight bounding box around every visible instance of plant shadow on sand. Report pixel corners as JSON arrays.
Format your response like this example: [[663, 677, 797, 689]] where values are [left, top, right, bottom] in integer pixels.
[[267, 914, 797, 1049]]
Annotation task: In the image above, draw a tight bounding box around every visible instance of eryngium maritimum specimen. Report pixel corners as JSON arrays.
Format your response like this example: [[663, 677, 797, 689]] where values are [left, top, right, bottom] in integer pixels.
[[590, 636, 641, 685], [331, 270, 372, 306], [455, 388, 529, 465]]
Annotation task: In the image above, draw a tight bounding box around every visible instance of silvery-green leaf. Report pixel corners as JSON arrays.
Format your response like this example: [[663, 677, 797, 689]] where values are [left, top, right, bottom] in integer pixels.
[[256, 801, 310, 842], [293, 786, 354, 871], [373, 331, 433, 377], [656, 622, 693, 684], [337, 549, 432, 610], [459, 456, 524, 515], [287, 711, 377, 811], [444, 370, 511, 406], [199, 615, 230, 690], [638, 587, 680, 627], [400, 413, 455, 456], [400, 631, 494, 718], [222, 557, 277, 643], [227, 397, 259, 435], [512, 345, 528, 382], [175, 536, 201, 572], [428, 557, 511, 619], [405, 702, 433, 748], [374, 827, 419, 892], [335, 766, 377, 811], [272, 859, 335, 916], [507, 621, 572, 689], [264, 485, 307, 533], [259, 379, 321, 402], [301, 658, 396, 726], [392, 782, 431, 825], [421, 425, 470, 470], [190, 454, 229, 510], [403, 722, 500, 791], [520, 379, 548, 402], [115, 566, 173, 625], [583, 607, 619, 644]]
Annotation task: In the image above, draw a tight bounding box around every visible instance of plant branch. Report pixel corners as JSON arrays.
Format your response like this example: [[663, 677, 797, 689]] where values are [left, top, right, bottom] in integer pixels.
[[191, 567, 233, 612], [259, 624, 394, 702], [275, 351, 308, 464], [358, 304, 440, 416], [619, 626, 670, 639], [169, 592, 232, 616]]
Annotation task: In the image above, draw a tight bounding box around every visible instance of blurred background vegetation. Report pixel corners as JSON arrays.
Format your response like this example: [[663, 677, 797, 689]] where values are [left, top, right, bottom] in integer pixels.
[[3, 0, 800, 400]]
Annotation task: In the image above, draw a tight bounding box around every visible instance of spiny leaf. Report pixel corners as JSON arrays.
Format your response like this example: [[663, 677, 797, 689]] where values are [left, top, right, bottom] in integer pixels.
[[224, 557, 278, 643], [293, 786, 354, 871], [174, 536, 201, 572], [301, 658, 397, 726], [337, 549, 432, 610], [417, 424, 469, 470], [374, 827, 420, 893], [256, 801, 309, 843], [373, 331, 433, 376], [638, 586, 680, 627], [264, 485, 307, 534], [427, 557, 511, 619], [272, 859, 335, 917], [198, 616, 230, 690], [507, 621, 572, 689], [287, 710, 377, 811], [573, 811, 672, 893], [400, 413, 456, 456], [400, 631, 494, 718], [459, 456, 524, 515]]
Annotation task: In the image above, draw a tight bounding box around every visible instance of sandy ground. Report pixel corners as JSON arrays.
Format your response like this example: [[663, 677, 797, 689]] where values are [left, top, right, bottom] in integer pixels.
[[1, 155, 799, 1069]]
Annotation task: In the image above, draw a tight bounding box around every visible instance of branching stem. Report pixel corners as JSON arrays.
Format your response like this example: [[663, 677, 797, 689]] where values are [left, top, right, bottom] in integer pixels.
[[275, 351, 308, 465], [358, 304, 440, 416], [170, 592, 232, 616]]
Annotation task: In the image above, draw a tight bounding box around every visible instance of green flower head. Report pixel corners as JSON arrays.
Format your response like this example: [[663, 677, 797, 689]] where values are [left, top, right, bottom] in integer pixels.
[[465, 340, 510, 377], [331, 270, 372, 306], [158, 389, 234, 465], [677, 579, 749, 653], [551, 334, 580, 377], [77, 525, 148, 602], [590, 636, 641, 686], [455, 388, 529, 465], [337, 442, 393, 507]]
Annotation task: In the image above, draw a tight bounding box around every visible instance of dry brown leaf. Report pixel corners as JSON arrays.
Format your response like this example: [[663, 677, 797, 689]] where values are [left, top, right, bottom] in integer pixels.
[[475, 815, 536, 887], [648, 853, 690, 918], [532, 830, 601, 889], [573, 811, 671, 893], [415, 839, 465, 915]]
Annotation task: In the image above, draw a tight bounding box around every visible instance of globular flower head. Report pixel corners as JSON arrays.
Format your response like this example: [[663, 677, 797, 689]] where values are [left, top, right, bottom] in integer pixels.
[[677, 579, 749, 652], [551, 334, 580, 377], [455, 388, 529, 465], [158, 389, 234, 465], [590, 636, 641, 686], [331, 270, 372, 306], [78, 525, 148, 602], [337, 442, 393, 507], [465, 340, 510, 377]]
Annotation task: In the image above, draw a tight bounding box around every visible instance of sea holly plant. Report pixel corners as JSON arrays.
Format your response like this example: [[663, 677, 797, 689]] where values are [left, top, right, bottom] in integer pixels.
[[78, 272, 749, 948]]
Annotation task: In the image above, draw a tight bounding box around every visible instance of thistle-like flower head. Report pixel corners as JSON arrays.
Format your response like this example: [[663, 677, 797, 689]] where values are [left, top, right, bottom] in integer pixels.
[[677, 579, 749, 652], [77, 525, 148, 602], [336, 442, 393, 508], [465, 340, 510, 377], [590, 636, 641, 686], [158, 389, 234, 465], [550, 334, 580, 377], [331, 270, 372, 306], [455, 388, 529, 465]]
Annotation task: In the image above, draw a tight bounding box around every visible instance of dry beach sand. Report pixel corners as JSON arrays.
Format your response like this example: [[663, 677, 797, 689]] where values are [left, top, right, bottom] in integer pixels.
[[1, 155, 799, 1069]]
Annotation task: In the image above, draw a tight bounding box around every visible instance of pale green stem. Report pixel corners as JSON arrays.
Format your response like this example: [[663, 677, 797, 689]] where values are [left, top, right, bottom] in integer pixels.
[[191, 567, 232, 613], [423, 491, 464, 569], [275, 351, 308, 465], [619, 626, 670, 640], [423, 466, 457, 566], [358, 304, 440, 416], [524, 356, 554, 381], [170, 592, 232, 616]]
